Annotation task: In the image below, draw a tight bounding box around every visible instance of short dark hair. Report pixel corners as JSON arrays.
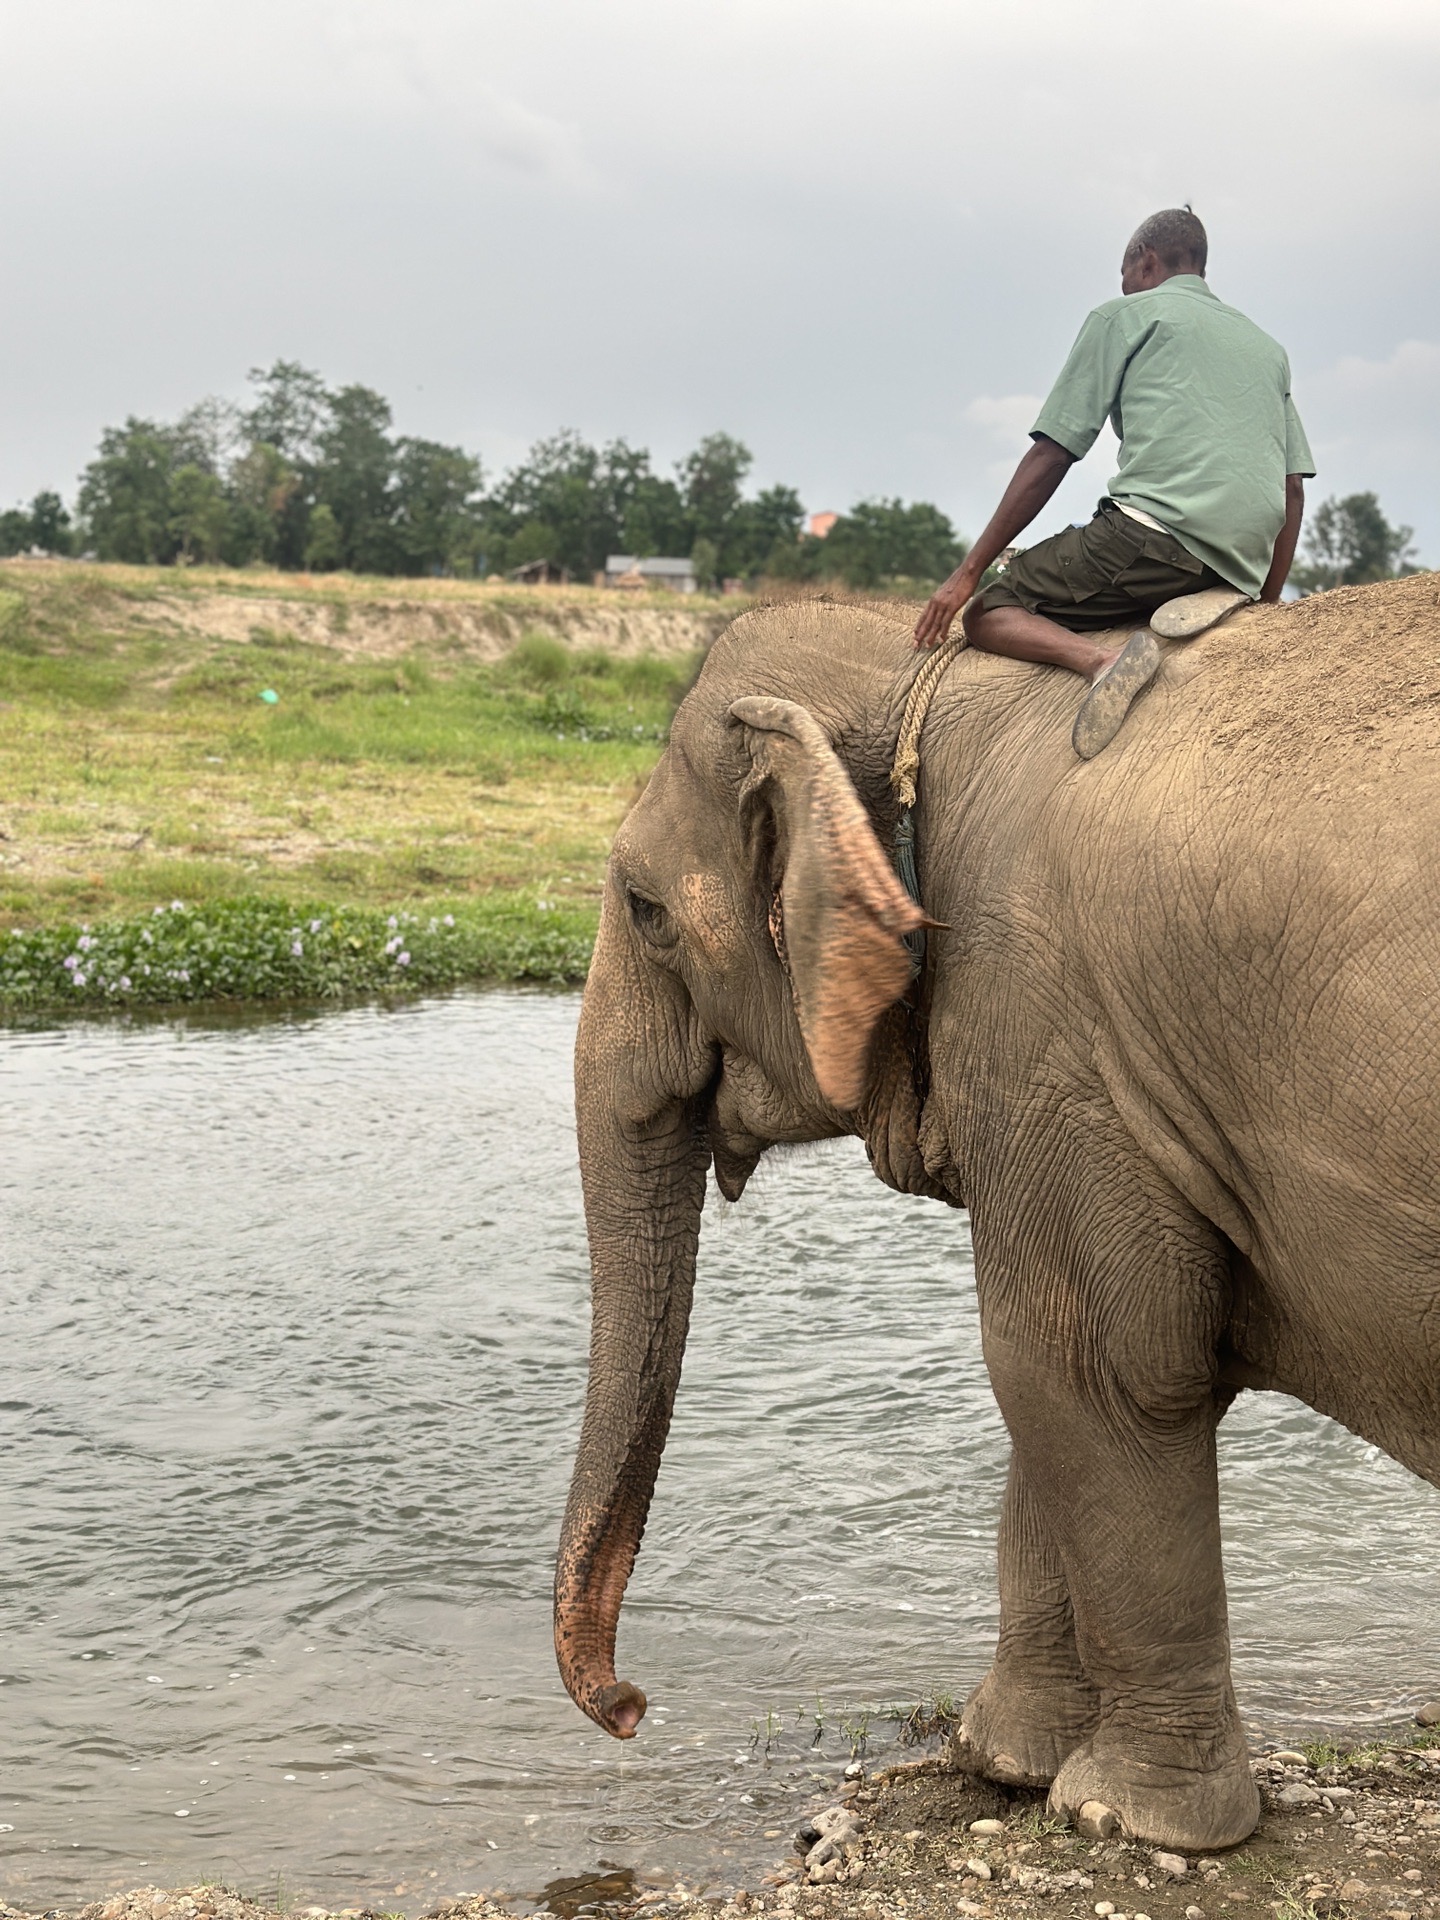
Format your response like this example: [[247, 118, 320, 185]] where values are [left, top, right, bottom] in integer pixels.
[[1126, 207, 1208, 275]]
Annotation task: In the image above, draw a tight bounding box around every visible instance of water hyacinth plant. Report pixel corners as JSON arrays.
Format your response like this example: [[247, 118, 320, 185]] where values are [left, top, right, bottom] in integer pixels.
[[0, 895, 595, 1011]]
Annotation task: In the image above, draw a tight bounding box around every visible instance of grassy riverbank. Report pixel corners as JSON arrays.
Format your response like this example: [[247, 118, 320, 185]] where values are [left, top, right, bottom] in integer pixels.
[[0, 560, 736, 1007]]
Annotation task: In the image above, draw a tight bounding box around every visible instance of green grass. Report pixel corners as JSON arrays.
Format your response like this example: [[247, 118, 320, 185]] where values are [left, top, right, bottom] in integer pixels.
[[0, 560, 716, 1008]]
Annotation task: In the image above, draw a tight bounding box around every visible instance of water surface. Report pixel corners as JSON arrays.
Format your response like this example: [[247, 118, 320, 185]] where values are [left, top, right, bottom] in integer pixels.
[[0, 993, 1435, 1911]]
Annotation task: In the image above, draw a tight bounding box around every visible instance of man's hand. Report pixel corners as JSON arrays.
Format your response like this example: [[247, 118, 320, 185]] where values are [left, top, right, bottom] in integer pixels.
[[914, 561, 981, 650], [913, 435, 1076, 650]]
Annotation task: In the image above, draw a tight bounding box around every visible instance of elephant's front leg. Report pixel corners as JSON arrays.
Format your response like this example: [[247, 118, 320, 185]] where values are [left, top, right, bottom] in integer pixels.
[[974, 1178, 1260, 1852], [953, 1453, 1099, 1787]]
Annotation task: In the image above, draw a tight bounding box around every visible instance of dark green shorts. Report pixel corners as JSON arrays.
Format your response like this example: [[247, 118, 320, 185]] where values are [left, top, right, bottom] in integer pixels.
[[976, 501, 1228, 634]]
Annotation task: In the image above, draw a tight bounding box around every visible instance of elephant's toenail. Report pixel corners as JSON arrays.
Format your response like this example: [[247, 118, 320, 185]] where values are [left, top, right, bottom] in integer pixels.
[[1077, 1801, 1120, 1840]]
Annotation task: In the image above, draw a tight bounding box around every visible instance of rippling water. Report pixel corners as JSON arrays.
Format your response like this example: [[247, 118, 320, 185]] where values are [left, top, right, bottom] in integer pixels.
[[0, 992, 1435, 1912]]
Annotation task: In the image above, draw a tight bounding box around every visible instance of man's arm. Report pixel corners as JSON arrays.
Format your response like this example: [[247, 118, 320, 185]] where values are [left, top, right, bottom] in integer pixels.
[[914, 435, 1076, 649], [1259, 473, 1305, 603]]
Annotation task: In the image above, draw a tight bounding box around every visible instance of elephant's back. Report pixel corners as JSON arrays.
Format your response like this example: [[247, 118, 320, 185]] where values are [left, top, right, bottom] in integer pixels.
[[1175, 572, 1440, 778]]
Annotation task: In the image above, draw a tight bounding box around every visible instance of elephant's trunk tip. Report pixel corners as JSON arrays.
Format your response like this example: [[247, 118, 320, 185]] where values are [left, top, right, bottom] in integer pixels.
[[597, 1679, 648, 1739]]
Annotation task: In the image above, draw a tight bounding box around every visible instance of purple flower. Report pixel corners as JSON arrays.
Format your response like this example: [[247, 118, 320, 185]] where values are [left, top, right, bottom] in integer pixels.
[[118, 976, 131, 991], [177, 968, 190, 983], [153, 905, 165, 916], [387, 915, 398, 930], [64, 955, 79, 970], [291, 940, 303, 957], [442, 914, 454, 927], [78, 934, 95, 951], [309, 919, 322, 934], [170, 900, 184, 912], [397, 952, 411, 966], [72, 972, 86, 987]]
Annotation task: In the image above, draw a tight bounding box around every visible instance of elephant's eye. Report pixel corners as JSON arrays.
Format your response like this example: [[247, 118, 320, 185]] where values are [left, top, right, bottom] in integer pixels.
[[626, 887, 678, 948]]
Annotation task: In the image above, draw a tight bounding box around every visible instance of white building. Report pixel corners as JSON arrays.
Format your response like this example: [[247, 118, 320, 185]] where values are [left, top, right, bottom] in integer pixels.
[[604, 554, 698, 593]]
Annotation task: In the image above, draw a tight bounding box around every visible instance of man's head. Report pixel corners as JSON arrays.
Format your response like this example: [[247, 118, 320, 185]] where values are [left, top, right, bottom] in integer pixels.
[[1121, 207, 1208, 295]]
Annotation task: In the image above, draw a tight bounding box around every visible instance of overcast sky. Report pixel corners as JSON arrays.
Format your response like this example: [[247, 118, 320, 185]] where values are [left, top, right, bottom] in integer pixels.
[[2, 0, 1437, 560]]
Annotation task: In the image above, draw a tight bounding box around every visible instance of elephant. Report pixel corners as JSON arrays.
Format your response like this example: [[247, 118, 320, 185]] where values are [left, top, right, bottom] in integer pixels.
[[553, 582, 1440, 1852]]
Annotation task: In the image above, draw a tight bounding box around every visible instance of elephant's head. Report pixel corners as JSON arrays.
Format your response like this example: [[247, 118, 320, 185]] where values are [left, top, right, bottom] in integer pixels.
[[554, 608, 929, 1739]]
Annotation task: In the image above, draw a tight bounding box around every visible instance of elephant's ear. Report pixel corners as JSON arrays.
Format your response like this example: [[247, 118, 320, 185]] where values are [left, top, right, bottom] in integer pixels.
[[729, 695, 927, 1110]]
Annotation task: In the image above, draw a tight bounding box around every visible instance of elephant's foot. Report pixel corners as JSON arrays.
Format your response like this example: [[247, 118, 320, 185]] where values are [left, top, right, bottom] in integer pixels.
[[1048, 1719, 1260, 1851], [950, 1664, 1101, 1789]]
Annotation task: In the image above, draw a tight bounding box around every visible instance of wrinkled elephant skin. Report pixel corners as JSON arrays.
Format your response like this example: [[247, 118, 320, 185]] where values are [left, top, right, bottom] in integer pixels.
[[554, 592, 1440, 1852]]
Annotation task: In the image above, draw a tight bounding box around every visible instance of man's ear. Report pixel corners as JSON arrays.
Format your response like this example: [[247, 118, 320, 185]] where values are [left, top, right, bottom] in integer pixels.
[[729, 695, 928, 1109]]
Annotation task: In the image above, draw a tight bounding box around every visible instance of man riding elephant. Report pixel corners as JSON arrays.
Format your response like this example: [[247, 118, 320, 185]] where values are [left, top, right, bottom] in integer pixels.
[[914, 208, 1315, 757], [554, 573, 1440, 1852]]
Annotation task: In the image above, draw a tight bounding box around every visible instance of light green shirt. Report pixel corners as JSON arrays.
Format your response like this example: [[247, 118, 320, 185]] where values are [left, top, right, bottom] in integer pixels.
[[1031, 276, 1315, 597]]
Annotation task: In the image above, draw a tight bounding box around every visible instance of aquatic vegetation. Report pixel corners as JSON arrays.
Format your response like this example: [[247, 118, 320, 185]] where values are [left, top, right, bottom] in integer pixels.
[[0, 894, 594, 1010]]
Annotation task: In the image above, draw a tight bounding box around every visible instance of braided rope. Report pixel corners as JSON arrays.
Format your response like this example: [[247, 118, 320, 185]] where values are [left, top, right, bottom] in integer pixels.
[[887, 623, 969, 977], [890, 626, 969, 809]]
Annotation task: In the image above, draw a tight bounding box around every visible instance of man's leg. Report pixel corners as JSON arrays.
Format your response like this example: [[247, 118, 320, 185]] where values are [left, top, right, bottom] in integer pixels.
[[963, 599, 1123, 682]]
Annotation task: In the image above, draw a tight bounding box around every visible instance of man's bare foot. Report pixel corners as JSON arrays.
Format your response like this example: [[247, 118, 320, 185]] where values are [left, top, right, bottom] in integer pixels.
[[1088, 645, 1124, 682], [1072, 628, 1163, 759]]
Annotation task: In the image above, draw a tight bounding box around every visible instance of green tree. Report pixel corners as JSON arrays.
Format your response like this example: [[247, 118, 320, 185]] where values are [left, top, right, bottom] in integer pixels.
[[169, 466, 230, 563], [391, 437, 484, 575], [678, 431, 752, 574], [315, 384, 397, 573], [241, 363, 331, 567], [0, 491, 73, 556], [1292, 491, 1419, 593], [818, 497, 966, 589], [484, 430, 605, 576], [226, 441, 299, 566], [726, 483, 805, 578], [304, 503, 343, 571], [243, 361, 329, 467], [78, 419, 181, 564], [27, 490, 73, 555], [0, 508, 31, 556]]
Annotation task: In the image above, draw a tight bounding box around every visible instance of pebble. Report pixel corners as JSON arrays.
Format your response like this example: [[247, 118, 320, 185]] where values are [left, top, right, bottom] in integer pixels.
[[1185, 1908, 1206, 1920], [968, 1818, 1005, 1836], [1095, 1905, 1116, 1917], [1277, 1782, 1323, 1807], [1416, 1702, 1440, 1728], [1269, 1750, 1312, 1765], [1152, 1851, 1189, 1878], [964, 1859, 992, 1881]]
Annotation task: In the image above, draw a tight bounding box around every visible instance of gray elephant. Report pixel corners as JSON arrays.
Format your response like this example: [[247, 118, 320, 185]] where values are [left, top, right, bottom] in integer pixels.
[[553, 587, 1440, 1851]]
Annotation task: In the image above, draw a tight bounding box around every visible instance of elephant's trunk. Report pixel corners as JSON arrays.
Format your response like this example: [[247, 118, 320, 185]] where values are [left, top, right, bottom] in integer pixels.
[[555, 911, 711, 1739]]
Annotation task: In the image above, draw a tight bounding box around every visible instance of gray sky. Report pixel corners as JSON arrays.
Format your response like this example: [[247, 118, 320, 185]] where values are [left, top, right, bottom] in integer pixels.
[[3, 0, 1438, 559]]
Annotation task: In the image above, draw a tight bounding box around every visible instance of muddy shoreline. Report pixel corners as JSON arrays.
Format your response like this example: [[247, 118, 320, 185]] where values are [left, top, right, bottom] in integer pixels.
[[6, 1729, 1436, 1920]]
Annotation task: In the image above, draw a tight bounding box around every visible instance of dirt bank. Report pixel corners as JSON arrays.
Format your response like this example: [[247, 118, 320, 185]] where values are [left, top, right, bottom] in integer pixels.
[[0, 559, 737, 662], [6, 1735, 1436, 1920]]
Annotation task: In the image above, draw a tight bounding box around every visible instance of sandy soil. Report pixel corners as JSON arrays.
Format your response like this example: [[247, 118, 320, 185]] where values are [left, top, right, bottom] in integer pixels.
[[5, 1736, 1436, 1920]]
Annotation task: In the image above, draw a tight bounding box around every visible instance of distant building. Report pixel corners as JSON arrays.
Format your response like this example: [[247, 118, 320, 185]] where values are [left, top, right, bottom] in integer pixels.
[[511, 557, 569, 585], [604, 555, 698, 594], [806, 511, 839, 540]]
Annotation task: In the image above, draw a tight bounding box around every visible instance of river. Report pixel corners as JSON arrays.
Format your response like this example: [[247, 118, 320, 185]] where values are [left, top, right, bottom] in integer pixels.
[[0, 992, 1435, 1913]]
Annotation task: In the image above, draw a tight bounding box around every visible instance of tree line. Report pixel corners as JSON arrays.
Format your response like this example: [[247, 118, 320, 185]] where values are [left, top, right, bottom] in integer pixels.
[[0, 362, 967, 591], [0, 359, 1423, 593]]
